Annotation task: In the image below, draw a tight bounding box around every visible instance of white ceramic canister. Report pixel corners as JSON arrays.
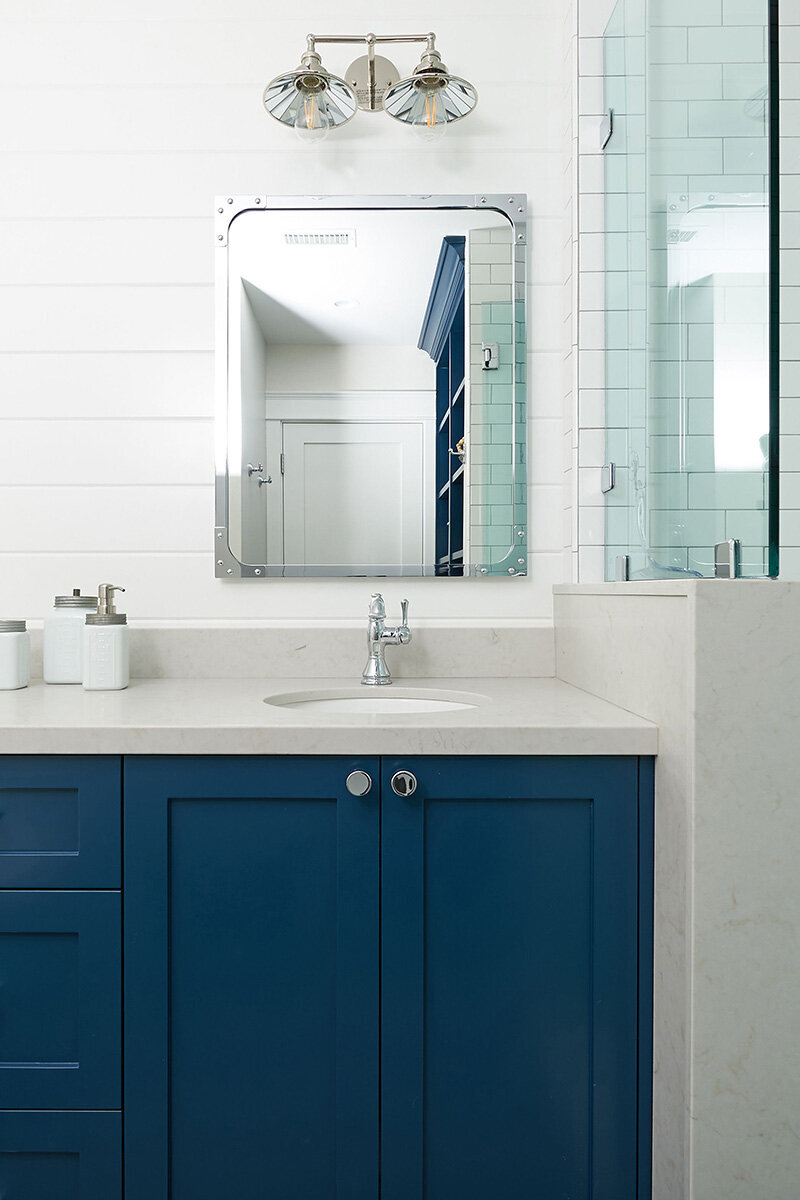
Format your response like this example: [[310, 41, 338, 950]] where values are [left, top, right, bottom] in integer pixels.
[[43, 589, 98, 684], [0, 620, 30, 690], [83, 584, 129, 691]]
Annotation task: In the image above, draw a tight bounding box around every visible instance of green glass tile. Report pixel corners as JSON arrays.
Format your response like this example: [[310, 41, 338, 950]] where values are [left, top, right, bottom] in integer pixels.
[[606, 506, 636, 546], [606, 429, 629, 462], [650, 63, 723, 101], [649, 434, 716, 472], [648, 472, 689, 508], [650, 137, 723, 176], [650, 508, 726, 546], [688, 470, 767, 509], [650, 101, 689, 138], [484, 526, 514, 547], [650, 0, 721, 24], [485, 403, 513, 425], [724, 137, 769, 174], [481, 323, 513, 345], [651, 27, 688, 63], [689, 100, 763, 139], [725, 509, 768, 543], [605, 389, 631, 428], [605, 271, 632, 311]]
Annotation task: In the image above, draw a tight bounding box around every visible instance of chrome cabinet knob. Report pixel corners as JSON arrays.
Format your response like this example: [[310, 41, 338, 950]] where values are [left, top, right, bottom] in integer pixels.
[[390, 770, 417, 797], [346, 770, 373, 797]]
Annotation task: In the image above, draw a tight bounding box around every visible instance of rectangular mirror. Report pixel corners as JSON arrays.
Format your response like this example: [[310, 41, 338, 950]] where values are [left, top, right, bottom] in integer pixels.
[[215, 195, 527, 578]]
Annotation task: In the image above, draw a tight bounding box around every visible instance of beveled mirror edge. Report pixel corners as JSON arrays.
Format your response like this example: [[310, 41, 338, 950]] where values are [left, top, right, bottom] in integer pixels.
[[214, 193, 528, 580]]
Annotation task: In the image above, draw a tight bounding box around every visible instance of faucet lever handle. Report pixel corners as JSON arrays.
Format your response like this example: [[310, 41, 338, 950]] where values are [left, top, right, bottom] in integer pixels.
[[400, 599, 409, 627]]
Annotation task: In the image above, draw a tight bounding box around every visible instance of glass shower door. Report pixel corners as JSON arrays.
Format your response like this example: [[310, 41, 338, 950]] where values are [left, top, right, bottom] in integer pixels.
[[603, 0, 776, 579]]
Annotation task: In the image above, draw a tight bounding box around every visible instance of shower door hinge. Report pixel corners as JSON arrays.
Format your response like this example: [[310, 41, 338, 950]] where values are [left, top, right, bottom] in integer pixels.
[[615, 554, 631, 582], [600, 463, 616, 493], [600, 110, 613, 150], [714, 539, 741, 579], [482, 342, 499, 370]]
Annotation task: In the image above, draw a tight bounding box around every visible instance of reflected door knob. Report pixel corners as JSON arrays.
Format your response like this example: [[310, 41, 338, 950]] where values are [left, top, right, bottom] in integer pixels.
[[390, 770, 417, 797], [346, 770, 373, 797]]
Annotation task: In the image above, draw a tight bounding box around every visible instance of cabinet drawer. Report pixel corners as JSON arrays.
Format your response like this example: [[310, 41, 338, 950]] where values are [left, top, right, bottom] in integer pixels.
[[0, 1110, 121, 1200], [0, 756, 120, 888], [0, 891, 121, 1109]]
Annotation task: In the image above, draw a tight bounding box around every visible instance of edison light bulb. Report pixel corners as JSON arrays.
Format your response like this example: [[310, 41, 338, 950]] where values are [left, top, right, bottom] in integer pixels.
[[409, 86, 447, 142], [293, 90, 331, 143]]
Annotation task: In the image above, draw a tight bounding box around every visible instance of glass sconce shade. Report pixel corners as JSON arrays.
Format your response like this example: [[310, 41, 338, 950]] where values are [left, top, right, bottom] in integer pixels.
[[263, 37, 477, 139], [383, 72, 478, 130], [263, 68, 358, 138]]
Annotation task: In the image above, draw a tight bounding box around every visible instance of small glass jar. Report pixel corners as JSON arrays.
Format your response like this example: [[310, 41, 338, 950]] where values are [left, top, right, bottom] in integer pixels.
[[43, 590, 98, 684], [0, 620, 30, 690]]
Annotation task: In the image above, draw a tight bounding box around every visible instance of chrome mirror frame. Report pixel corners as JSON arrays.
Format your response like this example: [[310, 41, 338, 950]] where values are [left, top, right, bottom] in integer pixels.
[[214, 193, 527, 579]]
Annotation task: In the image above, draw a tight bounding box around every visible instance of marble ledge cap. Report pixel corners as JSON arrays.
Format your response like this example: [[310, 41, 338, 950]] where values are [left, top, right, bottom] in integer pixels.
[[23, 620, 556, 681]]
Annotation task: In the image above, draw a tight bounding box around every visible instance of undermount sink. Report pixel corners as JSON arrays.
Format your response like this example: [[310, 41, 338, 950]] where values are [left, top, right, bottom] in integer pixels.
[[264, 687, 486, 714]]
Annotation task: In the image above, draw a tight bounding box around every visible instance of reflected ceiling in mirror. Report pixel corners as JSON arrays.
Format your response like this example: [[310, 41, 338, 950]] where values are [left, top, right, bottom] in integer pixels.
[[215, 196, 527, 578]]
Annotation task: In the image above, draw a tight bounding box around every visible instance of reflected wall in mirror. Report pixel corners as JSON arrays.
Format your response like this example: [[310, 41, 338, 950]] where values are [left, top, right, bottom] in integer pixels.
[[215, 196, 527, 578]]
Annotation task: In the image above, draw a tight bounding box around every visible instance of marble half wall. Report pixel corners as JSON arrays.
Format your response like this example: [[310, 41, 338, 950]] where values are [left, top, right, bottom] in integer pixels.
[[553, 581, 800, 1200]]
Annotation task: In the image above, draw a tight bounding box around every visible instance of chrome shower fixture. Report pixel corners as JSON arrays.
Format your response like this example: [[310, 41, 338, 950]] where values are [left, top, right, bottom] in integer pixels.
[[263, 33, 478, 142]]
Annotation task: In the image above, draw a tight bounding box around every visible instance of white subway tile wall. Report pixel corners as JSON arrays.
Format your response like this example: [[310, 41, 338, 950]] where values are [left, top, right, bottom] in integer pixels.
[[0, 1, 572, 620]]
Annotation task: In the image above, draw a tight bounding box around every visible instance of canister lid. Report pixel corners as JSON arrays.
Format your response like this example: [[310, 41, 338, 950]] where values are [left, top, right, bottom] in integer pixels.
[[55, 588, 98, 609], [0, 620, 26, 632], [85, 613, 127, 626]]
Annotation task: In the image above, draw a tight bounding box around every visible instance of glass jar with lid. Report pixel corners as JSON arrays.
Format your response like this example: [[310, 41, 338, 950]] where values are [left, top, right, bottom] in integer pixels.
[[0, 620, 30, 690], [43, 589, 98, 684]]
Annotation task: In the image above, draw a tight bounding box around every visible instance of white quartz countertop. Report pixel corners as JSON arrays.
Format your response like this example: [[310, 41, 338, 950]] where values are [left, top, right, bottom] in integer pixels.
[[0, 677, 657, 756]]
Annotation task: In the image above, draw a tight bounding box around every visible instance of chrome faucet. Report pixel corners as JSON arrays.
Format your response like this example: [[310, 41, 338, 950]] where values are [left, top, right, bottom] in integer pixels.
[[362, 592, 411, 686]]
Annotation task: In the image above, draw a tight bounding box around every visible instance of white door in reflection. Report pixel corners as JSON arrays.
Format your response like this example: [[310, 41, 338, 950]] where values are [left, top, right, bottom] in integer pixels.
[[281, 422, 430, 572]]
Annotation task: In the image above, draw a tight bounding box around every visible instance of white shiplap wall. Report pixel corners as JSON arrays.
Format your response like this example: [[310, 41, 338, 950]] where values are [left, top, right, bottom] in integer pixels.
[[0, 0, 572, 621]]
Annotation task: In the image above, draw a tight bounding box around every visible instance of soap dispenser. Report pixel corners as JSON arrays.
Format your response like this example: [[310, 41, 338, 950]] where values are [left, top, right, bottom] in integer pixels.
[[83, 584, 129, 691]]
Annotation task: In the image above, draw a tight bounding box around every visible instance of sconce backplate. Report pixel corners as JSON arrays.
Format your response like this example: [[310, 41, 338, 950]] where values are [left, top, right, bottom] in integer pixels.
[[346, 54, 400, 111]]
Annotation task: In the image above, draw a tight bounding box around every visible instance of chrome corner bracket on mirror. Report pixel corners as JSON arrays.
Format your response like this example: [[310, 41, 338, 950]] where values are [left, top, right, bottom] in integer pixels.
[[215, 194, 528, 579]]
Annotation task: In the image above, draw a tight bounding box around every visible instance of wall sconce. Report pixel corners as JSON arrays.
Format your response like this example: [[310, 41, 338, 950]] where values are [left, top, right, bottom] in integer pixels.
[[263, 33, 478, 142]]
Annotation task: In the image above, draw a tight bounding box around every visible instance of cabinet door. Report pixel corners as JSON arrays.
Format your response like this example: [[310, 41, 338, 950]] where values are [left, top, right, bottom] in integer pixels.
[[124, 756, 380, 1200], [381, 755, 649, 1200], [0, 1111, 121, 1200]]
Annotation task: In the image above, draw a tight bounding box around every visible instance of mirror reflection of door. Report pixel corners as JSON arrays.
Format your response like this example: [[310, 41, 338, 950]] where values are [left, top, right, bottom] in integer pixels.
[[281, 422, 428, 574]]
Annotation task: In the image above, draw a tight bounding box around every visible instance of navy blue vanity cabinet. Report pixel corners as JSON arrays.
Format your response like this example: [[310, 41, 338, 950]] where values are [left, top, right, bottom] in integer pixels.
[[123, 755, 381, 1200], [0, 756, 123, 1199], [123, 753, 654, 1200]]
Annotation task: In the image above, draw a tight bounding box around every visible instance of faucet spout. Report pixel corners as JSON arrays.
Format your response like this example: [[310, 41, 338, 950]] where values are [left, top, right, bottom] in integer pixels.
[[362, 592, 411, 685]]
